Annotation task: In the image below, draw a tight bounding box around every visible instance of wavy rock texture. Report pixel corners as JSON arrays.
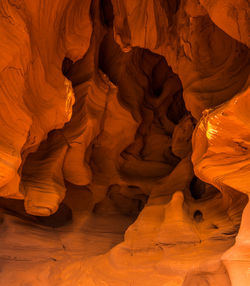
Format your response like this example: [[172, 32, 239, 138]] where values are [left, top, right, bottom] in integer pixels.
[[0, 0, 249, 285], [111, 0, 249, 119], [0, 0, 92, 203], [192, 86, 250, 285]]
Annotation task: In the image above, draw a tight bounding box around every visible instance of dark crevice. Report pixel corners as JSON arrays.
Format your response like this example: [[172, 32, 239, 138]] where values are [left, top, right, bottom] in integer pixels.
[[62, 57, 73, 77], [0, 198, 72, 228], [100, 0, 114, 28], [190, 177, 205, 200], [166, 90, 187, 124], [98, 30, 185, 175], [189, 176, 221, 201], [93, 183, 148, 218], [193, 210, 203, 223]]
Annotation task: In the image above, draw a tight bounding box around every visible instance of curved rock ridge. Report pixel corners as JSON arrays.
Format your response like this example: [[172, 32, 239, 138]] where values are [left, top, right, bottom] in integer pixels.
[[192, 85, 250, 285], [0, 0, 92, 201]]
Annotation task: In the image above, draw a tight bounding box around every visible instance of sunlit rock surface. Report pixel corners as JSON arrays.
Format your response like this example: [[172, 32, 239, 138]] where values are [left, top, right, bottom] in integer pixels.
[[192, 86, 250, 285], [0, 0, 249, 285]]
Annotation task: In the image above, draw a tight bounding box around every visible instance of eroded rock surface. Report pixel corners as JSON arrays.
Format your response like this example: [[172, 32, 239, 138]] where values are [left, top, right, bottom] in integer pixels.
[[0, 0, 249, 285], [192, 86, 250, 285]]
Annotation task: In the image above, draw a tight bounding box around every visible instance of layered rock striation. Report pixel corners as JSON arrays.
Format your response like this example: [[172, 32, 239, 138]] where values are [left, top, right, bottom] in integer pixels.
[[0, 0, 249, 285]]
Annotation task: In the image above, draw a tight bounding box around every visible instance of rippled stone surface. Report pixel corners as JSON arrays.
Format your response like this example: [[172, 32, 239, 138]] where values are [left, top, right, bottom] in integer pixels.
[[0, 0, 249, 285]]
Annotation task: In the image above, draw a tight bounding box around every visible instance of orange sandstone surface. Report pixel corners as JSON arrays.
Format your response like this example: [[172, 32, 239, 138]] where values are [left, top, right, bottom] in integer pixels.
[[0, 0, 249, 285]]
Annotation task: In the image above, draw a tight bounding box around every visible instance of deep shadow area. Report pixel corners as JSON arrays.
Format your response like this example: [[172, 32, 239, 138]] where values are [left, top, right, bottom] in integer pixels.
[[0, 198, 72, 228]]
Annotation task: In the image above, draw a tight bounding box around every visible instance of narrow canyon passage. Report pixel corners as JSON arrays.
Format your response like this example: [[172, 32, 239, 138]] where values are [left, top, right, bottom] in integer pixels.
[[0, 0, 249, 285]]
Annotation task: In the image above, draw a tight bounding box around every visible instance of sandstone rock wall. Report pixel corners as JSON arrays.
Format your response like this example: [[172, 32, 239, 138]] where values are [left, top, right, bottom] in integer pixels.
[[0, 0, 249, 285]]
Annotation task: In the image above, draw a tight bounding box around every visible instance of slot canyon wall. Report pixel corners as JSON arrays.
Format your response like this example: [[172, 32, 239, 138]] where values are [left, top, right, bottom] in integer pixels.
[[0, 0, 249, 285]]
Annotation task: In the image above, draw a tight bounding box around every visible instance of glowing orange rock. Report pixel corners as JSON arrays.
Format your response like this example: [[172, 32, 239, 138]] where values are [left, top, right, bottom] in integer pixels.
[[192, 86, 250, 285]]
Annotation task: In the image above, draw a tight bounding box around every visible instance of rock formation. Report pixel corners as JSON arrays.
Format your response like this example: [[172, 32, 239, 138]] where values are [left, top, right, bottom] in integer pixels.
[[0, 0, 249, 285]]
